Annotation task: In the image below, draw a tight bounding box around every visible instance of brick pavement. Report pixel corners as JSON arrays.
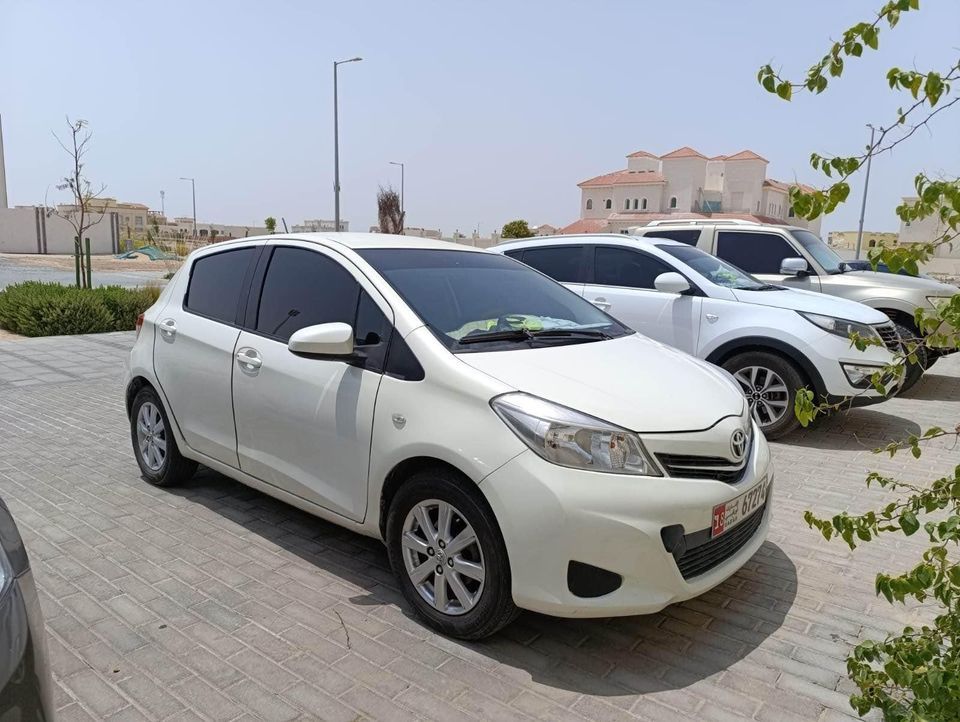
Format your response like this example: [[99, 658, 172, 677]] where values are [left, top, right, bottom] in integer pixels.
[[1, 331, 958, 721]]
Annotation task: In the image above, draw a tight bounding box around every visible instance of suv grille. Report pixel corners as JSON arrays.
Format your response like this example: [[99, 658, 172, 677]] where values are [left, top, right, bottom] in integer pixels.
[[875, 323, 902, 354], [657, 454, 747, 484], [674, 503, 767, 580]]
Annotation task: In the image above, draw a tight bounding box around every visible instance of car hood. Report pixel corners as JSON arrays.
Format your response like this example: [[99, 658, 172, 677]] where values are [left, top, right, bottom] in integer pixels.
[[459, 334, 745, 433], [731, 286, 890, 323], [842, 270, 959, 296]]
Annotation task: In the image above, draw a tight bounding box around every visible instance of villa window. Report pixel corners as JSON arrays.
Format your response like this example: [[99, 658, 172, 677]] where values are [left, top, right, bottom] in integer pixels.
[[586, 199, 593, 210], [788, 206, 795, 218], [641, 198, 648, 210], [669, 196, 677, 209], [604, 199, 612, 210], [624, 199, 630, 210]]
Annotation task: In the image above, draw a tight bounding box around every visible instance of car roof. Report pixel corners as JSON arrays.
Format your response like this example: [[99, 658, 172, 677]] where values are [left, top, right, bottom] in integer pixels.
[[493, 233, 687, 251], [207, 232, 487, 253]]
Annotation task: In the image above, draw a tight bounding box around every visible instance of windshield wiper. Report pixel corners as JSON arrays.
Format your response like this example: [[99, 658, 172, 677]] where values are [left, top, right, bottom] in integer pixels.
[[530, 328, 614, 340], [457, 328, 532, 344], [457, 327, 614, 345], [753, 284, 784, 291]]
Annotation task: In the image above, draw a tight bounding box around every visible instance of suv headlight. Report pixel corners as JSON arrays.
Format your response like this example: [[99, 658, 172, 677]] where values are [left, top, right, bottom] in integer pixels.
[[798, 312, 880, 341], [491, 393, 661, 476]]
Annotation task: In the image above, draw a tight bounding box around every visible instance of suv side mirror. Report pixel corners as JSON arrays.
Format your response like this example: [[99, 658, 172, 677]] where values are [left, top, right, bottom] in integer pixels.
[[288, 322, 354, 356], [654, 272, 691, 294], [780, 257, 810, 276]]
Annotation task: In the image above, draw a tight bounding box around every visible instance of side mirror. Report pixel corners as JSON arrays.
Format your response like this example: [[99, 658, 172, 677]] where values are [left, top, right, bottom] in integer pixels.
[[780, 257, 809, 276], [288, 322, 354, 356], [654, 272, 691, 295]]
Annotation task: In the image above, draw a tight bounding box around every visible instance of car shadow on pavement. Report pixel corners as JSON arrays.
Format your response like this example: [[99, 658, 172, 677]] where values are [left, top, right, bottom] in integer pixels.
[[899, 371, 960, 402], [171, 468, 797, 698], [783, 408, 921, 451]]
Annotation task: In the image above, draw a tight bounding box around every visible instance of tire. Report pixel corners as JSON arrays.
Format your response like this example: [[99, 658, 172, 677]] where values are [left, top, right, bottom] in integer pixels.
[[891, 321, 927, 394], [386, 469, 518, 640], [130, 387, 197, 487], [722, 351, 805, 440]]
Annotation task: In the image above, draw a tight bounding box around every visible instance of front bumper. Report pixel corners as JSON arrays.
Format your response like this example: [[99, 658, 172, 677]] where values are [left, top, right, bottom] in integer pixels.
[[806, 329, 901, 400], [479, 424, 772, 617]]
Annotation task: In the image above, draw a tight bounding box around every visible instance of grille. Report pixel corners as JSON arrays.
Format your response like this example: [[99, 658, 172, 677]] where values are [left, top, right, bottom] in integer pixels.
[[657, 454, 747, 483], [875, 323, 902, 354], [674, 503, 766, 580]]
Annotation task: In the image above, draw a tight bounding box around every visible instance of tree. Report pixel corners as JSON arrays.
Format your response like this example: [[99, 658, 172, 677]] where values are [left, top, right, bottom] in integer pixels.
[[377, 186, 404, 235], [264, 217, 277, 234], [49, 118, 107, 289], [760, 2, 960, 719], [501, 220, 535, 239]]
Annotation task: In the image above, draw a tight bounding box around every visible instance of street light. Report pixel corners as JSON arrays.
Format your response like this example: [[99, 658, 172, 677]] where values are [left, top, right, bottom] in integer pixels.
[[389, 161, 405, 216], [333, 56, 362, 233], [179, 177, 196, 238], [854, 124, 879, 260]]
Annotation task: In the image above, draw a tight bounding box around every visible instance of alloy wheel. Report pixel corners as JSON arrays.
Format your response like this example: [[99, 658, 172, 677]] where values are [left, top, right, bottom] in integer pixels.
[[401, 499, 485, 615], [733, 365, 789, 428], [136, 401, 167, 471]]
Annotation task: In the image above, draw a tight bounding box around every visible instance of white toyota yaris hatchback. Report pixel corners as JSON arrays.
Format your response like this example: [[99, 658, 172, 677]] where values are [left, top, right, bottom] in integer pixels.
[[125, 233, 772, 639]]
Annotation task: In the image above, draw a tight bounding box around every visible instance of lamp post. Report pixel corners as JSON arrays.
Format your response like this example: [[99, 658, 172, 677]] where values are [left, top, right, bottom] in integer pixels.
[[389, 161, 405, 216], [160, 189, 165, 217], [333, 57, 362, 232], [854, 124, 878, 260], [179, 177, 196, 238]]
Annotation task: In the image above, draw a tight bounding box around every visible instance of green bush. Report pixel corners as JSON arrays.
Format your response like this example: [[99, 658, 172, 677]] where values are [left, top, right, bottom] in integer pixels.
[[0, 282, 160, 337]]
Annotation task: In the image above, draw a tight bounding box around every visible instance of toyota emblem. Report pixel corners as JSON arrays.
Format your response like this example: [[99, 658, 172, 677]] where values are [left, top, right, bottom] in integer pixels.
[[730, 428, 748, 461]]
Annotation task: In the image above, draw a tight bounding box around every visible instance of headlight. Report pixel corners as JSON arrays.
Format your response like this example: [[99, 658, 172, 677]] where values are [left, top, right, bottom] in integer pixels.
[[491, 393, 661, 476], [798, 312, 880, 341]]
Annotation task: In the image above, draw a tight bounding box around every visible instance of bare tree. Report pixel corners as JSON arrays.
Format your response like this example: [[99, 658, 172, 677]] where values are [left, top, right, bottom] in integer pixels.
[[48, 118, 107, 288], [377, 186, 405, 235]]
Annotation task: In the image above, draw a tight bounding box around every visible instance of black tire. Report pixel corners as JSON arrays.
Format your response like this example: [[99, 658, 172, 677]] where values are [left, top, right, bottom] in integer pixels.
[[386, 468, 518, 640], [891, 321, 927, 394], [722, 351, 806, 440], [130, 387, 197, 487]]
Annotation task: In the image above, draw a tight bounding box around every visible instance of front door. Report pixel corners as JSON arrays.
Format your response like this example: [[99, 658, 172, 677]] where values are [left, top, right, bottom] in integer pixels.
[[231, 245, 391, 522], [714, 230, 822, 292], [582, 245, 702, 354]]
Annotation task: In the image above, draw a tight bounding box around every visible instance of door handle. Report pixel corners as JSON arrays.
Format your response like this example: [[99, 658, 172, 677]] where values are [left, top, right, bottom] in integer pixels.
[[592, 297, 612, 310], [236, 348, 262, 370], [158, 318, 177, 338]]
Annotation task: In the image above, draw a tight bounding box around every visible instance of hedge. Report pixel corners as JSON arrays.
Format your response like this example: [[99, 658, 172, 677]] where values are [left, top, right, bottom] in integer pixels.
[[0, 282, 162, 337]]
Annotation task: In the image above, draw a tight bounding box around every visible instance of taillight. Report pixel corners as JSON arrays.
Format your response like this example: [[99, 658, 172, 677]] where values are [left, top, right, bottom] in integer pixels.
[[135, 313, 145, 338]]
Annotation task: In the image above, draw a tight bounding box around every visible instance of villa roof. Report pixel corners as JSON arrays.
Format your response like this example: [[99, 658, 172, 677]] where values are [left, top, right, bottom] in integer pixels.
[[660, 146, 708, 160], [764, 178, 817, 194], [627, 150, 658, 159], [725, 149, 769, 162], [577, 169, 667, 188]]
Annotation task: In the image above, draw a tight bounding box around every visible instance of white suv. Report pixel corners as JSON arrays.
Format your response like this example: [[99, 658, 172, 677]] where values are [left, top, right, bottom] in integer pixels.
[[495, 234, 900, 438], [126, 233, 772, 639]]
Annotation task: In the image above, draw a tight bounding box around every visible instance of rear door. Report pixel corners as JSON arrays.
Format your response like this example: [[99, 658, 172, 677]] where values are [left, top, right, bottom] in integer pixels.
[[510, 245, 588, 296], [583, 245, 702, 354], [153, 245, 260, 466], [714, 230, 822, 292]]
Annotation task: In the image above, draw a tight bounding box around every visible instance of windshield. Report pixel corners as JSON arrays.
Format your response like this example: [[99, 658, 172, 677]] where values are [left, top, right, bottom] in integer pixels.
[[656, 244, 771, 290], [357, 249, 630, 351], [790, 229, 844, 274]]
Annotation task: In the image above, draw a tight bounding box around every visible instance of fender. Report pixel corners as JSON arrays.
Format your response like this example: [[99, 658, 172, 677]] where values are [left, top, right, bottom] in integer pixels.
[[704, 336, 827, 399]]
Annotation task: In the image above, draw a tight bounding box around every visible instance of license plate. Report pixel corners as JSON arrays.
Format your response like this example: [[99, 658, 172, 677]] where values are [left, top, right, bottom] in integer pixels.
[[711, 477, 769, 538]]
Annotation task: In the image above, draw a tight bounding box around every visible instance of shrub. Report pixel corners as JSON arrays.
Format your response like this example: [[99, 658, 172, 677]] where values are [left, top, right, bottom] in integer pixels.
[[0, 282, 160, 337]]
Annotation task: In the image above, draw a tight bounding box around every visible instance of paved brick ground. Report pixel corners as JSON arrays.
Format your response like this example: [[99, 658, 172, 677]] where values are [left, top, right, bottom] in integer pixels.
[[1, 332, 958, 721]]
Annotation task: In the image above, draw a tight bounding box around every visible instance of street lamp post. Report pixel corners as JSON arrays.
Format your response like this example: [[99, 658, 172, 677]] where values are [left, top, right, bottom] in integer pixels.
[[333, 57, 362, 233], [179, 177, 196, 238], [389, 161, 405, 216], [160, 190, 165, 217], [854, 124, 878, 260]]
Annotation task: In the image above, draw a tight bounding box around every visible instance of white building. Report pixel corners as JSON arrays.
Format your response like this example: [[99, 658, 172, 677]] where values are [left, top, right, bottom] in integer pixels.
[[292, 218, 349, 233], [562, 146, 821, 235]]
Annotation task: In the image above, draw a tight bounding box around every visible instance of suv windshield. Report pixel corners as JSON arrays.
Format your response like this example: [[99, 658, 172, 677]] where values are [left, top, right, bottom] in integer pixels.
[[790, 229, 844, 274], [656, 244, 773, 291], [357, 248, 630, 352]]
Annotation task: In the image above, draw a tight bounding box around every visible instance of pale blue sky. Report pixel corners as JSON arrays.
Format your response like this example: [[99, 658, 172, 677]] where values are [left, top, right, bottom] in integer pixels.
[[2, 0, 958, 236]]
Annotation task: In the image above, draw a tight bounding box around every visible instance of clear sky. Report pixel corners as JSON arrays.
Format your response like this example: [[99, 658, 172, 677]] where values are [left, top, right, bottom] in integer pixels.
[[2, 0, 958, 236]]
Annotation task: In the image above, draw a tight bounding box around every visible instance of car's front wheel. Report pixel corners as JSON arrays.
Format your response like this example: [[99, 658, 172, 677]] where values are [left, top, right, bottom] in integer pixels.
[[386, 469, 517, 640], [891, 320, 928, 394], [723, 351, 805, 440], [130, 387, 197, 487]]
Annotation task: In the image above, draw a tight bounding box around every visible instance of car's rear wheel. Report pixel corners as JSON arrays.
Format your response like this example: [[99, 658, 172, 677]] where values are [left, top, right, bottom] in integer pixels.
[[386, 469, 517, 640], [130, 387, 197, 487], [723, 351, 805, 440]]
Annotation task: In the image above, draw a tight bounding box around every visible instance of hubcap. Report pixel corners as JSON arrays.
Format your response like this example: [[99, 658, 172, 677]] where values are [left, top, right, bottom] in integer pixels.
[[732, 366, 790, 428], [401, 499, 485, 616], [136, 402, 167, 471]]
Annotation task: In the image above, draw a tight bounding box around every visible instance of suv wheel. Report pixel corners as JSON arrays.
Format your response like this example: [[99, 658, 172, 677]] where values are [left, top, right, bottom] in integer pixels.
[[723, 351, 804, 440], [386, 469, 517, 640], [130, 387, 197, 487], [891, 321, 927, 394]]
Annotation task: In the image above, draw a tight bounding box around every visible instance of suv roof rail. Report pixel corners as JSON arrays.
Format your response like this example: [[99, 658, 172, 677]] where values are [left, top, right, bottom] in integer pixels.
[[643, 218, 760, 227]]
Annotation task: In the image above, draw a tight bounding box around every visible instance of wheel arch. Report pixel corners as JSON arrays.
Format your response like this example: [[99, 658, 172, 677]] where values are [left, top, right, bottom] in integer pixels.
[[705, 336, 826, 398], [378, 457, 475, 539], [125, 375, 154, 419]]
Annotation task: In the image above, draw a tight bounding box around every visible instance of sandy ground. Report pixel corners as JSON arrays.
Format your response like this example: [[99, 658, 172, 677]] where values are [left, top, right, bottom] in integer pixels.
[[0, 252, 182, 273], [0, 328, 24, 341]]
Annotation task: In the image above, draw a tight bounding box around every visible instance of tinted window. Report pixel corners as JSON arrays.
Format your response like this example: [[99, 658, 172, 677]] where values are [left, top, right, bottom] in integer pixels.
[[185, 247, 256, 324], [384, 334, 425, 380], [790, 229, 843, 273], [520, 246, 584, 282], [644, 229, 700, 246], [357, 249, 629, 352], [657, 244, 768, 290], [256, 247, 359, 342], [715, 231, 802, 275], [502, 249, 524, 260], [593, 247, 675, 290], [354, 291, 392, 372]]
